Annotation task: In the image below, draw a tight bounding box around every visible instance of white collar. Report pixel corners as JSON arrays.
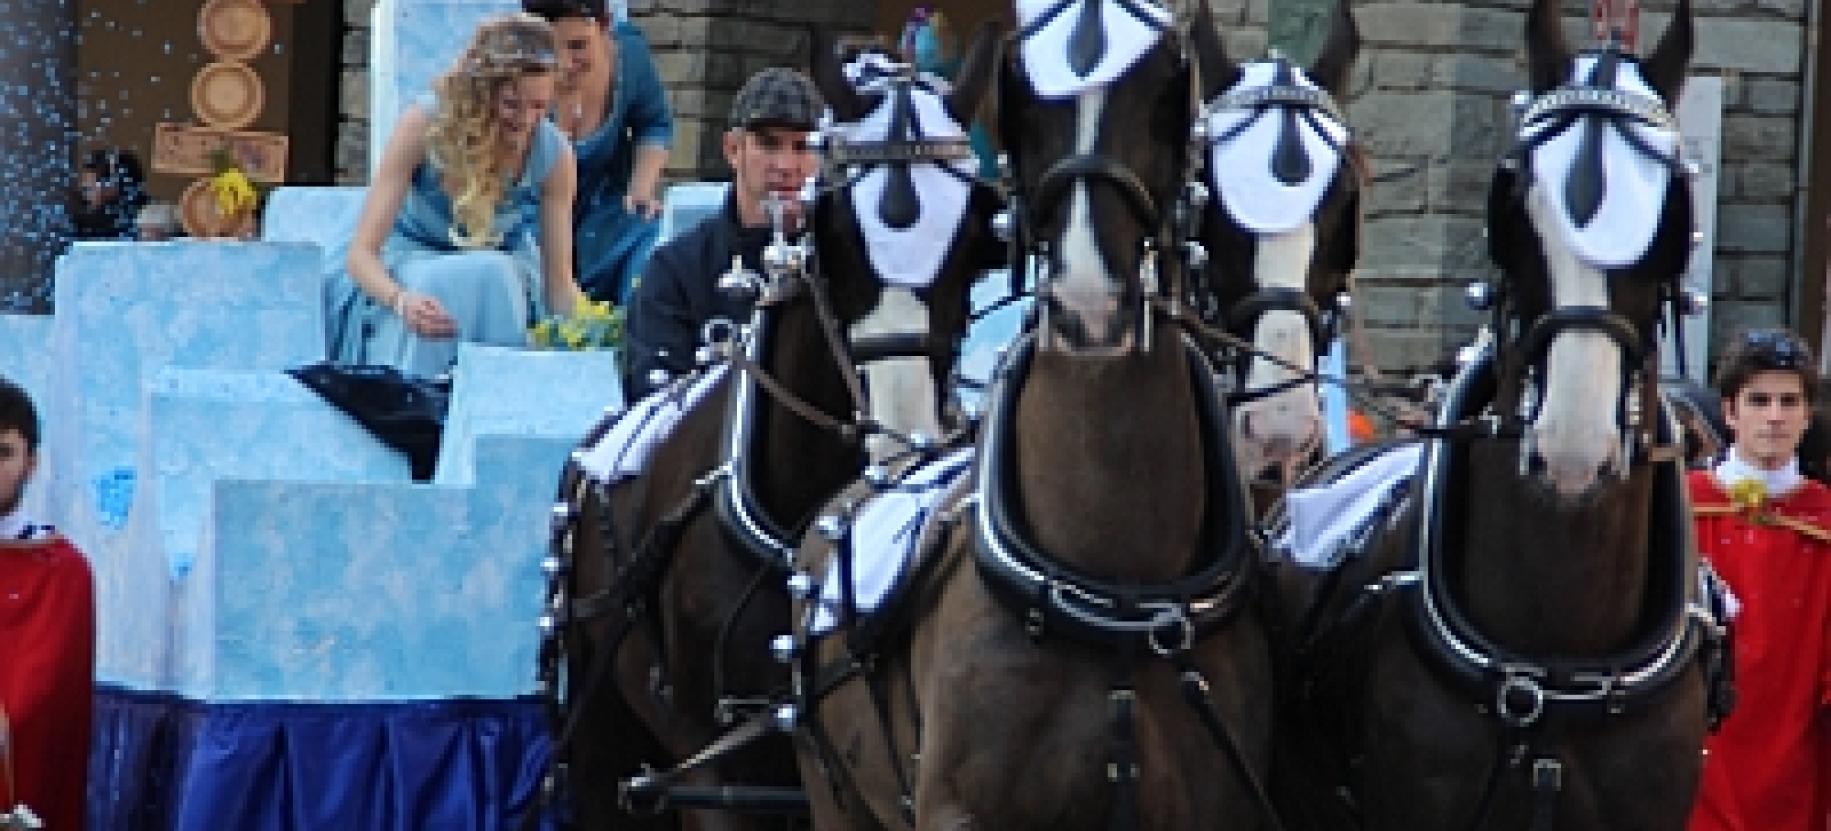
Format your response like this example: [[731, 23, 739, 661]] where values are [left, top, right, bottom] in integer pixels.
[[0, 507, 32, 541], [1712, 447, 1803, 498]]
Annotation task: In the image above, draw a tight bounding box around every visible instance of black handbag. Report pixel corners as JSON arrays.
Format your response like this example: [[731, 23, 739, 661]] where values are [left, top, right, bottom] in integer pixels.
[[287, 363, 451, 481]]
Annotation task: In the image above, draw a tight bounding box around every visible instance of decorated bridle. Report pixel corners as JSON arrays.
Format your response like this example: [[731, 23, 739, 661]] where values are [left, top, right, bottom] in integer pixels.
[[1196, 54, 1359, 404], [1002, 0, 1201, 357], [1468, 42, 1707, 464]]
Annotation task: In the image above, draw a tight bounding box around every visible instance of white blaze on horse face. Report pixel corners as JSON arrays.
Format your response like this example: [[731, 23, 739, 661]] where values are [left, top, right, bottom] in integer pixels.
[[1233, 224, 1321, 478], [1527, 188, 1624, 498], [1049, 88, 1125, 348], [852, 288, 941, 464]]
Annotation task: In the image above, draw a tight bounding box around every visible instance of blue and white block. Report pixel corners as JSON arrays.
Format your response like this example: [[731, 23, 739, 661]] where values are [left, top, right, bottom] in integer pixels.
[[261, 186, 367, 274], [436, 343, 621, 483], [180, 453, 553, 700], [371, 0, 520, 175], [47, 242, 326, 544]]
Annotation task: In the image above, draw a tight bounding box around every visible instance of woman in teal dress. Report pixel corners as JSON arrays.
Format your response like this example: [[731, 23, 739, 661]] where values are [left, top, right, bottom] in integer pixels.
[[326, 13, 586, 377]]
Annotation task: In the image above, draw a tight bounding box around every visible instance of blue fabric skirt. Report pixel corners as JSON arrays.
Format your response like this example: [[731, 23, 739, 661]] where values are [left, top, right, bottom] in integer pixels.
[[574, 202, 658, 307], [89, 686, 559, 831], [325, 243, 543, 378]]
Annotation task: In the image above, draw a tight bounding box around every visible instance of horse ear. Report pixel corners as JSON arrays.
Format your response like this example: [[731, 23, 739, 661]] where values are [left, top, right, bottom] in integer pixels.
[[1526, 0, 1574, 93], [1189, 0, 1239, 101], [809, 26, 867, 123], [1640, 0, 1693, 103], [946, 21, 1002, 126], [1305, 0, 1361, 98]]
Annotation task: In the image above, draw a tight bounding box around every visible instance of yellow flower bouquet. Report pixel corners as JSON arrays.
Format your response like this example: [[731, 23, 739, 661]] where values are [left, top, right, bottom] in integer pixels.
[[530, 299, 623, 350]]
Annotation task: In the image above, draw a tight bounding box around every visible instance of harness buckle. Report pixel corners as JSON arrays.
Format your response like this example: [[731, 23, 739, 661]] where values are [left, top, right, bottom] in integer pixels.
[[1146, 608, 1195, 658], [1496, 670, 1547, 727], [1025, 605, 1047, 640], [1531, 757, 1564, 792]]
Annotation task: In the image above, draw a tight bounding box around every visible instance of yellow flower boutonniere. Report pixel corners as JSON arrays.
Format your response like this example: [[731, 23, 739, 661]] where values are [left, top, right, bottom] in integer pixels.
[[1727, 479, 1769, 522]]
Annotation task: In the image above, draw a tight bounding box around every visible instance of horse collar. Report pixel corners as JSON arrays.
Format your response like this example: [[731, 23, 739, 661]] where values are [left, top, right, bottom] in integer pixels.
[[712, 303, 803, 571], [1402, 350, 1726, 726], [969, 333, 1253, 652]]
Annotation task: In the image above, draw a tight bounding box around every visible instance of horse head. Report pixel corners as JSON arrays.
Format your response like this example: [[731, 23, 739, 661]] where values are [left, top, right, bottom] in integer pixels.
[[1002, 0, 1192, 357], [1486, 0, 1694, 500], [808, 26, 1005, 460], [1190, 0, 1361, 483]]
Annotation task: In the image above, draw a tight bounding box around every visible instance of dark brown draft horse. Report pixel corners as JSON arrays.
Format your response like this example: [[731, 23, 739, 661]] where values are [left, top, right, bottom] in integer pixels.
[[532, 28, 1005, 830], [783, 2, 1360, 828], [1266, 1, 1733, 828]]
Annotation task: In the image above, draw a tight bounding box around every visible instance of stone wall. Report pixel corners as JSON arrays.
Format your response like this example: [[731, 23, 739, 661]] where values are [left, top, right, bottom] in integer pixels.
[[339, 0, 377, 184], [629, 0, 883, 179], [1323, 0, 1811, 373]]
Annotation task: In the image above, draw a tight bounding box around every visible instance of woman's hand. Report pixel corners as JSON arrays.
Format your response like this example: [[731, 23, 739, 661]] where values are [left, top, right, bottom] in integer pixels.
[[397, 291, 457, 339]]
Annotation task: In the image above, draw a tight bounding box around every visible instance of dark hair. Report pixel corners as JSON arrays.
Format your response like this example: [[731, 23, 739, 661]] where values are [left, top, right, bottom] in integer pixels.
[[82, 147, 145, 190], [0, 377, 39, 452], [1713, 327, 1817, 405], [521, 0, 606, 22]]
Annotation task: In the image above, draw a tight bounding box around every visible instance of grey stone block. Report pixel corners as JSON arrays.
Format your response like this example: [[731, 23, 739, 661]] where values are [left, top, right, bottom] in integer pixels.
[[1426, 159, 1497, 213], [1368, 50, 1435, 91], [1743, 78, 1800, 115], [1458, 7, 1524, 52], [341, 69, 369, 120], [1722, 115, 1798, 163], [1732, 162, 1797, 202], [1362, 214, 1490, 272], [1691, 18, 1804, 74], [1715, 203, 1794, 254], [1435, 53, 1521, 95], [342, 28, 370, 67], [1725, 255, 1789, 299], [1709, 299, 1786, 340], [1367, 158, 1427, 214], [1351, 90, 1504, 158], [1356, 4, 1463, 47]]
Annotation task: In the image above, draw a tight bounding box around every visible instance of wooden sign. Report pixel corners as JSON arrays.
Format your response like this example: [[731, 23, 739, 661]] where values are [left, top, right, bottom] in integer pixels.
[[151, 122, 289, 183]]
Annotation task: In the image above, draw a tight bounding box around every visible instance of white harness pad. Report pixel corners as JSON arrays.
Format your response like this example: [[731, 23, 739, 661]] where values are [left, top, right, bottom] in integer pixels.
[[829, 54, 975, 290], [1206, 62, 1349, 234], [1274, 442, 1424, 570], [807, 448, 975, 636], [1523, 56, 1679, 269], [576, 365, 729, 484], [1016, 0, 1171, 99]]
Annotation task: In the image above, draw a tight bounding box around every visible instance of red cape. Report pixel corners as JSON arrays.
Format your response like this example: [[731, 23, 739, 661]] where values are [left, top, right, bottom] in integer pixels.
[[0, 535, 94, 831], [1687, 472, 1831, 831]]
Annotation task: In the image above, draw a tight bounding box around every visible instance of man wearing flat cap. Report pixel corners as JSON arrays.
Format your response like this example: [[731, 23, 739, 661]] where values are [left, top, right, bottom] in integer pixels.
[[621, 67, 824, 399]]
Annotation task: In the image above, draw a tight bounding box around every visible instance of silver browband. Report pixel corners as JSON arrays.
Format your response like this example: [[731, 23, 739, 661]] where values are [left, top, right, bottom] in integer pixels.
[[1522, 86, 1675, 131], [1202, 84, 1344, 126]]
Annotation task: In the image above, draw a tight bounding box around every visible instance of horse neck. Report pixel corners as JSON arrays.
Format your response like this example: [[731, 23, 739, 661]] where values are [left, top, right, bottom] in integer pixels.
[[1013, 326, 1208, 584], [751, 303, 863, 528], [1455, 439, 1655, 655]]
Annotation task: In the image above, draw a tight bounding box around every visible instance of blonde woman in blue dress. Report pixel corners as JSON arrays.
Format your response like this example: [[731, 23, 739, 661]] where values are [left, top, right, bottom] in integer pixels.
[[328, 13, 585, 375]]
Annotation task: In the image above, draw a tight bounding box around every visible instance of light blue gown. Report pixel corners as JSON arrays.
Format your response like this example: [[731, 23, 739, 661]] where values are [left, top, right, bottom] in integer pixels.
[[324, 112, 566, 377]]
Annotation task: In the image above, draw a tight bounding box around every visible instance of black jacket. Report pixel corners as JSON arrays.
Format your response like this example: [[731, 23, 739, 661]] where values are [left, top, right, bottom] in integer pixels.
[[622, 195, 771, 399]]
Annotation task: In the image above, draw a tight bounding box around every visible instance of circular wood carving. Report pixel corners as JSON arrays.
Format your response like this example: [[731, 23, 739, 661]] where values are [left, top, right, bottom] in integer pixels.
[[179, 178, 255, 239], [191, 61, 264, 130], [198, 0, 272, 62]]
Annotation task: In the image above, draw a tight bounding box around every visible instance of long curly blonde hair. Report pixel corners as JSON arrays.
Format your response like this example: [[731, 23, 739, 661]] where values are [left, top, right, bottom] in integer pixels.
[[426, 14, 558, 249]]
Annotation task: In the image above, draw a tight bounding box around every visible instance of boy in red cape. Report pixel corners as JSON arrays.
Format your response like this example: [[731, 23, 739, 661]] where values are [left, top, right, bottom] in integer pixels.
[[0, 376, 94, 830], [1687, 328, 1831, 831]]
